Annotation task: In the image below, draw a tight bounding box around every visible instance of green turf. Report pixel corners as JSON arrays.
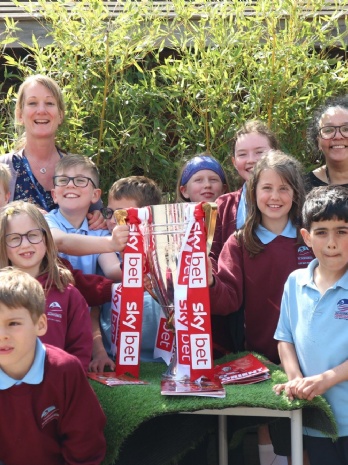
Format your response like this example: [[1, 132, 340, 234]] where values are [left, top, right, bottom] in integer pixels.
[[90, 352, 337, 465]]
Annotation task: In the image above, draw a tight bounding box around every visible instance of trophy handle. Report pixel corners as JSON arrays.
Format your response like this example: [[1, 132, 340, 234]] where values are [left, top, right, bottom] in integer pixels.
[[114, 209, 128, 225], [202, 202, 218, 255]]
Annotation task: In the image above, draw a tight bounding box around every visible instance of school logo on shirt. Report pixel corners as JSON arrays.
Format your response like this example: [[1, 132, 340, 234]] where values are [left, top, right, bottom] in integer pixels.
[[296, 245, 313, 267], [41, 405, 60, 428], [335, 299, 348, 320], [47, 302, 63, 322]]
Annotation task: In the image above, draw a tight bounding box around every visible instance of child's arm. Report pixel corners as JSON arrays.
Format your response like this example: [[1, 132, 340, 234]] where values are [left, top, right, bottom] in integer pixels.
[[275, 336, 348, 401], [87, 209, 107, 230], [89, 306, 116, 373], [288, 360, 348, 401], [97, 251, 122, 281], [61, 258, 113, 306], [51, 224, 129, 255], [60, 356, 106, 464], [64, 287, 94, 372], [273, 341, 304, 400]]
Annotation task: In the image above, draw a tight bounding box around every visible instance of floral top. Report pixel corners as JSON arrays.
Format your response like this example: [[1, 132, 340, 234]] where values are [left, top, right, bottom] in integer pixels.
[[0, 150, 102, 212], [13, 153, 57, 211]]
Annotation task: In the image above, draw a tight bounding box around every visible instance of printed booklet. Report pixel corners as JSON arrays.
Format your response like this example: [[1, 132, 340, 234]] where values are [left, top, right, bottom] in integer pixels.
[[214, 353, 271, 385], [161, 377, 226, 398], [88, 372, 148, 387]]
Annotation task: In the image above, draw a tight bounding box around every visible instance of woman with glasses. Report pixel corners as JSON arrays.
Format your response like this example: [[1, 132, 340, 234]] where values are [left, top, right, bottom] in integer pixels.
[[0, 74, 103, 228], [306, 95, 348, 190]]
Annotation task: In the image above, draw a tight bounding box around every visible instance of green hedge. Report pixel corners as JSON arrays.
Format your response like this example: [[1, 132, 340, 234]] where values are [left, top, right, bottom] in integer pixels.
[[1, 0, 348, 197]]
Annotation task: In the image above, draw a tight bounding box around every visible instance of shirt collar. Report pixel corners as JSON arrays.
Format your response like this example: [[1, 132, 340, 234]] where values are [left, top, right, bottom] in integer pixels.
[[299, 258, 348, 290], [56, 208, 89, 233], [0, 339, 46, 390], [255, 219, 296, 244]]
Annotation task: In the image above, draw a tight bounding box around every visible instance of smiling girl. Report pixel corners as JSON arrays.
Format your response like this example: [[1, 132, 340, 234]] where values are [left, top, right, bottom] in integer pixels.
[[209, 150, 315, 362], [210, 120, 279, 272], [0, 201, 93, 371], [209, 150, 315, 464], [176, 153, 228, 203]]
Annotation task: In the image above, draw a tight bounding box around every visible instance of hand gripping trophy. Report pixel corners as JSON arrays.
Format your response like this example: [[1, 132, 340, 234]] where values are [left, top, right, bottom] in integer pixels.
[[114, 202, 217, 381]]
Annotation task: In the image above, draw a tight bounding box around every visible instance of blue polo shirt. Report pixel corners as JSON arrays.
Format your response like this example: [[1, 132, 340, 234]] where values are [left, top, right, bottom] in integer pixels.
[[275, 259, 348, 437], [46, 208, 110, 274], [0, 339, 46, 389]]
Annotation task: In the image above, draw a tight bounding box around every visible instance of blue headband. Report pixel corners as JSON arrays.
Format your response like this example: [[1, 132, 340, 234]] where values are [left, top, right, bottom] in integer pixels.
[[180, 156, 226, 186]]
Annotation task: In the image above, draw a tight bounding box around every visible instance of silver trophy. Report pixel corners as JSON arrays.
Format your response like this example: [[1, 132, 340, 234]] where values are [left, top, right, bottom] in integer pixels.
[[116, 202, 217, 379]]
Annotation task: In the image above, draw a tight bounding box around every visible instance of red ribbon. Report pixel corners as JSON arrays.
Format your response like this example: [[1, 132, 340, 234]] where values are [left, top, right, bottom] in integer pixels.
[[115, 208, 144, 378], [186, 203, 214, 381]]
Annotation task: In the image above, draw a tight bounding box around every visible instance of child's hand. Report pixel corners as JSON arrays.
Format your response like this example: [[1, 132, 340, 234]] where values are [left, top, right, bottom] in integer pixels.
[[89, 352, 116, 373], [111, 224, 129, 251], [87, 210, 107, 230], [287, 374, 330, 401], [273, 377, 303, 401], [207, 256, 215, 287], [144, 274, 153, 293]]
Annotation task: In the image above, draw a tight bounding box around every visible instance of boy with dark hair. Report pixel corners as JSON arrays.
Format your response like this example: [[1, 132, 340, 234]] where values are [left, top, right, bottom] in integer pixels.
[[0, 267, 106, 465], [274, 185, 348, 465]]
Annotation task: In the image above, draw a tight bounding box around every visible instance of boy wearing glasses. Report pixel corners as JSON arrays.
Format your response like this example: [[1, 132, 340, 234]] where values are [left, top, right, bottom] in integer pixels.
[[0, 267, 106, 465], [89, 176, 163, 372], [46, 154, 127, 280]]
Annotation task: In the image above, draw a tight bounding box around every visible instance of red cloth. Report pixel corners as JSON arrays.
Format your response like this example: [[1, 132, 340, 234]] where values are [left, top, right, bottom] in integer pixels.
[[0, 345, 106, 465], [37, 273, 93, 371]]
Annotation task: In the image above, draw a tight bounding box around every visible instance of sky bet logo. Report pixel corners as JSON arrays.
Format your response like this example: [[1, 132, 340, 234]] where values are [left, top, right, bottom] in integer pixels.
[[119, 332, 140, 365], [123, 253, 142, 288]]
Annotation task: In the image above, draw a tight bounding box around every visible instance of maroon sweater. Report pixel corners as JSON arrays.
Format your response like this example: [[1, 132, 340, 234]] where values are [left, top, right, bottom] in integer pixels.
[[0, 345, 106, 465], [210, 234, 314, 363], [209, 188, 243, 273], [38, 273, 93, 371], [209, 189, 243, 355]]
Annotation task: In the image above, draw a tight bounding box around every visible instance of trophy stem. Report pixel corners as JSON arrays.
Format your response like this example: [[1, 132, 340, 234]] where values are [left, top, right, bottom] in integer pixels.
[[159, 307, 186, 380], [162, 333, 188, 380]]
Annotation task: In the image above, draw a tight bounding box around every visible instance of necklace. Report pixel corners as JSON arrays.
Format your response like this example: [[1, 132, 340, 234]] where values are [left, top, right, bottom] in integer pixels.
[[24, 149, 57, 174]]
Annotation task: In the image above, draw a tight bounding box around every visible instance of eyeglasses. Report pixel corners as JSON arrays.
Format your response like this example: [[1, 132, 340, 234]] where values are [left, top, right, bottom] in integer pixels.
[[53, 175, 97, 188], [101, 207, 115, 219], [318, 125, 348, 140], [5, 229, 45, 248]]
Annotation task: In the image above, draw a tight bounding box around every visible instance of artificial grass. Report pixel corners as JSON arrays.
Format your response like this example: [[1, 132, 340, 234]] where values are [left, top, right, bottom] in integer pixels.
[[90, 352, 338, 465]]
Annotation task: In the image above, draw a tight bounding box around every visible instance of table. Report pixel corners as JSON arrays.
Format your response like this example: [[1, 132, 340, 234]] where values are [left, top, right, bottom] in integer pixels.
[[187, 407, 303, 465], [89, 353, 336, 465]]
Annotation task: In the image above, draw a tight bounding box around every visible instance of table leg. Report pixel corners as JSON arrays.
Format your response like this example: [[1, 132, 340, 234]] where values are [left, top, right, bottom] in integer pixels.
[[218, 415, 228, 465], [290, 409, 303, 465]]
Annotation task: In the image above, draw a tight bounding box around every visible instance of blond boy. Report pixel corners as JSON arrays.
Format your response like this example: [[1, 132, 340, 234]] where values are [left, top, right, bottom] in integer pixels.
[[0, 164, 11, 207]]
